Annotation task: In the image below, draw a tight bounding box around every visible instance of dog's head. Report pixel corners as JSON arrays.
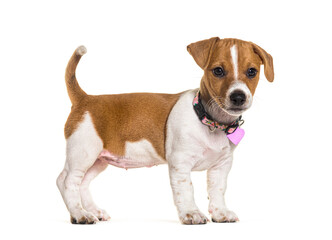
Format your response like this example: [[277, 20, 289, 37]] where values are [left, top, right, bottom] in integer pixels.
[[187, 37, 274, 117]]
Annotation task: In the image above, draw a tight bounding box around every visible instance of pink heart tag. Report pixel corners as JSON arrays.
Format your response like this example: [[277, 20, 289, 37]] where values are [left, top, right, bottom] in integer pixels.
[[227, 128, 245, 145]]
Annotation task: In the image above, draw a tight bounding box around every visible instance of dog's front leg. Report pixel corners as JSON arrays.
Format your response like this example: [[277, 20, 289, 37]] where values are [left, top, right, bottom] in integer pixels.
[[207, 154, 239, 223], [169, 164, 209, 224]]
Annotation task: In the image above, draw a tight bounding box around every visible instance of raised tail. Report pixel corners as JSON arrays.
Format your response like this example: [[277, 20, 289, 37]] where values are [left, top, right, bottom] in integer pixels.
[[65, 46, 88, 105]]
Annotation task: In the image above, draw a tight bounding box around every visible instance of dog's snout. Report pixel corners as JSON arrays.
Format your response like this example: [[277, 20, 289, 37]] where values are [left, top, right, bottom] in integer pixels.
[[230, 91, 246, 106]]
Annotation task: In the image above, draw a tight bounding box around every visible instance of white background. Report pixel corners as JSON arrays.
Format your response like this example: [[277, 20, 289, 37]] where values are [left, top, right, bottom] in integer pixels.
[[0, 0, 331, 239]]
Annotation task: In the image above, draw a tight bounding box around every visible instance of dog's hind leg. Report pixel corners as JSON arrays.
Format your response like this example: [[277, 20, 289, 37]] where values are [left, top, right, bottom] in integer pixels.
[[80, 158, 110, 221], [57, 112, 103, 224]]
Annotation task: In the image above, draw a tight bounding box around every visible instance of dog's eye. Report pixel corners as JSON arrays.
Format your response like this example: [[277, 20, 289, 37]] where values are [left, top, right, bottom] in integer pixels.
[[247, 68, 257, 78], [213, 67, 225, 78]]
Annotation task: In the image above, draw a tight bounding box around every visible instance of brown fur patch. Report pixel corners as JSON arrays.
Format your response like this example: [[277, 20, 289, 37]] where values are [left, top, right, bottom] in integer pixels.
[[65, 92, 181, 159]]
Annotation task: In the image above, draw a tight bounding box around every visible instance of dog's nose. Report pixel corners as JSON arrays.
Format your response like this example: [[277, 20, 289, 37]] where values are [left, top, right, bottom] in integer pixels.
[[230, 91, 246, 106]]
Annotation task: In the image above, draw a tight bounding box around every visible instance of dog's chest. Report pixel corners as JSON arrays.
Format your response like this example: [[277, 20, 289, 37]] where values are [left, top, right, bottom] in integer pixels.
[[166, 90, 234, 171], [191, 132, 232, 171]]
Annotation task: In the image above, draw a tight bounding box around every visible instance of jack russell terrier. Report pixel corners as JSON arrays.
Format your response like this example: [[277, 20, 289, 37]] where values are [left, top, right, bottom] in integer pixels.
[[57, 37, 274, 224]]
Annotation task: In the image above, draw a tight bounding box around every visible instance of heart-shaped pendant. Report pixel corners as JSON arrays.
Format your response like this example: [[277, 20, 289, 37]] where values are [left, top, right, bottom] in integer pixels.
[[227, 128, 245, 145]]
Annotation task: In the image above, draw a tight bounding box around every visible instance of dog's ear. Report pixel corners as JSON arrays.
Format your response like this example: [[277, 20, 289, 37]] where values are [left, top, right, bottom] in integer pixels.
[[252, 43, 274, 82], [187, 37, 220, 70]]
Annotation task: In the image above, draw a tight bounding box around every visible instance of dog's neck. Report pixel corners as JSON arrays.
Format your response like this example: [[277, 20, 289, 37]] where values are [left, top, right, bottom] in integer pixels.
[[200, 98, 238, 125], [199, 84, 239, 125]]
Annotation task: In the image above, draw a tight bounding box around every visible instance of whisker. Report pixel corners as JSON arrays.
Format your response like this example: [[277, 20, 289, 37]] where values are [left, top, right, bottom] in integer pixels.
[[211, 96, 227, 109]]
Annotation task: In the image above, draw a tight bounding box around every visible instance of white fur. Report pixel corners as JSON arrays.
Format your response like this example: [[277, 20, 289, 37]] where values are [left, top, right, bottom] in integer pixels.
[[98, 139, 166, 169], [80, 159, 110, 221], [230, 45, 238, 80], [229, 44, 252, 111], [125, 139, 166, 167], [76, 45, 87, 56], [57, 112, 105, 223], [166, 90, 238, 223]]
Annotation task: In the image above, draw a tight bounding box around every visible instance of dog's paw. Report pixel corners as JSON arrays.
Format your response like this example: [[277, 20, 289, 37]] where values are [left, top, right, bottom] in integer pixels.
[[91, 208, 111, 221], [179, 210, 209, 225], [70, 210, 99, 224], [209, 208, 239, 223]]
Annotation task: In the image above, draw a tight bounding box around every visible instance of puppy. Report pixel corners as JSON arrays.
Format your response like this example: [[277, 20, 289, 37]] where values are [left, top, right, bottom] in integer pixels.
[[57, 37, 274, 224]]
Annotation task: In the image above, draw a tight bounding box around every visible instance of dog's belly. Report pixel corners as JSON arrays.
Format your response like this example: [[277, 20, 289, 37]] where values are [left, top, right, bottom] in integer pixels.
[[98, 139, 166, 169]]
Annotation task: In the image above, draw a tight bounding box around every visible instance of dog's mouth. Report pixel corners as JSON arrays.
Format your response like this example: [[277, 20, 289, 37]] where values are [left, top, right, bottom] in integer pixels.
[[227, 107, 246, 112], [223, 107, 247, 116]]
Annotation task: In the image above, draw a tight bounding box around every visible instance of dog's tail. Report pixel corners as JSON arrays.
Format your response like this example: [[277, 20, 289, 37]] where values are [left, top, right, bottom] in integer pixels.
[[65, 46, 88, 105]]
